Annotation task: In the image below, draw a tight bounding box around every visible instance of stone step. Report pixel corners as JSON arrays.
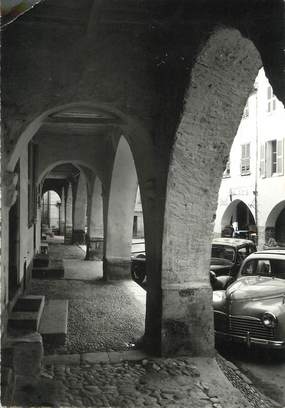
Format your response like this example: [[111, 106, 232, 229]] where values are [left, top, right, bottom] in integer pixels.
[[39, 300, 68, 347], [33, 254, 49, 268], [32, 259, 64, 279], [8, 296, 45, 332]]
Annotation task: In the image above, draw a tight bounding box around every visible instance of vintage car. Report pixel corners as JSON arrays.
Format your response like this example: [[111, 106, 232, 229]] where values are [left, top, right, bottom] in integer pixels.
[[210, 238, 256, 290], [131, 252, 146, 284], [213, 249, 285, 349], [131, 238, 256, 286]]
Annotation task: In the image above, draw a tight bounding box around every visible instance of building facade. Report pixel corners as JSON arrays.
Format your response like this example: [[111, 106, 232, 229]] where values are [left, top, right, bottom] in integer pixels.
[[214, 68, 285, 249]]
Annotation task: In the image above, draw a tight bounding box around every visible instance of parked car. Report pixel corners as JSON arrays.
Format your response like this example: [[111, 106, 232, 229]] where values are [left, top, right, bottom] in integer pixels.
[[213, 249, 285, 349], [131, 252, 146, 284], [131, 238, 256, 287], [210, 238, 257, 290]]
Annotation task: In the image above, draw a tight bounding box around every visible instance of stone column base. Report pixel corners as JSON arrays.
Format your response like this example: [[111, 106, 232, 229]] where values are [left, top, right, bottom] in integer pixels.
[[59, 221, 65, 235], [64, 226, 73, 244], [85, 237, 104, 260], [72, 229, 85, 244], [161, 282, 214, 357], [103, 257, 131, 280]]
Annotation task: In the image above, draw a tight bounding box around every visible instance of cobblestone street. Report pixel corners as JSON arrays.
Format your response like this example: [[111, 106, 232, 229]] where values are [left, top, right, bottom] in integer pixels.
[[13, 352, 277, 408]]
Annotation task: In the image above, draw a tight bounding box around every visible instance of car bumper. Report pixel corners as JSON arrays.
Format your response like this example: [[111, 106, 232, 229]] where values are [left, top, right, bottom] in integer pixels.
[[215, 330, 285, 349]]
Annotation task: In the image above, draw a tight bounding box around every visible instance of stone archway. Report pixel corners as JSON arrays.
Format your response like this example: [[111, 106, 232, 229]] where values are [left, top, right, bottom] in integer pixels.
[[221, 199, 255, 235], [41, 190, 61, 235], [265, 200, 285, 247], [161, 28, 262, 356]]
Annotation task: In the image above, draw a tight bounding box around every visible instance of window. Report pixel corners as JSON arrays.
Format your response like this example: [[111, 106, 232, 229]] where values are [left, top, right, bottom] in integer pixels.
[[260, 139, 284, 177], [223, 161, 230, 178], [242, 101, 249, 119], [240, 143, 250, 175], [267, 86, 277, 113]]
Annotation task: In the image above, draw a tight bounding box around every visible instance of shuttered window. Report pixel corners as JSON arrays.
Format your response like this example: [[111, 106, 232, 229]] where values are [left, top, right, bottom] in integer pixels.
[[276, 139, 284, 175], [267, 86, 277, 113], [261, 139, 284, 177], [240, 143, 250, 175]]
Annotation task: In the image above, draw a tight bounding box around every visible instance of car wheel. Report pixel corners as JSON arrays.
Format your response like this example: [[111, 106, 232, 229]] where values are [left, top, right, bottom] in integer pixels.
[[131, 264, 146, 284]]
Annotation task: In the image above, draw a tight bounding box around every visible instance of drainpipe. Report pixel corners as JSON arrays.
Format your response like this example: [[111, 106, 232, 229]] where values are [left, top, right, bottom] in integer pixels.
[[254, 85, 258, 246]]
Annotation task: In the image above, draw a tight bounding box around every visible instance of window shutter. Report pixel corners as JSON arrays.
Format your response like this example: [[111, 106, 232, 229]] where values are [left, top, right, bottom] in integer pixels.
[[260, 144, 265, 177], [277, 139, 284, 174]]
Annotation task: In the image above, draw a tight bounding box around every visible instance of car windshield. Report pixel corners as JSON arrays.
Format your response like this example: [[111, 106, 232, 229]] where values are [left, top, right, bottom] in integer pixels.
[[211, 245, 235, 262], [241, 259, 285, 279]]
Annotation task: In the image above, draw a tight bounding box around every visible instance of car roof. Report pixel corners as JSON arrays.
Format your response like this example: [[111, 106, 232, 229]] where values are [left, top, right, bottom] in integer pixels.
[[212, 238, 254, 248], [245, 249, 285, 261]]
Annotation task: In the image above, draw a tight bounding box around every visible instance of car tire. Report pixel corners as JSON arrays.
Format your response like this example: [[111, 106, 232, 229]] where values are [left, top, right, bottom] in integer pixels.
[[131, 264, 146, 284]]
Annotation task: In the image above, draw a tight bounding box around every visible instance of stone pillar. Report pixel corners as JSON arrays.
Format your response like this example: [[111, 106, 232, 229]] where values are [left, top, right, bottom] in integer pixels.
[[86, 177, 104, 260], [64, 183, 73, 244], [59, 186, 65, 235], [104, 138, 138, 280], [72, 174, 87, 244]]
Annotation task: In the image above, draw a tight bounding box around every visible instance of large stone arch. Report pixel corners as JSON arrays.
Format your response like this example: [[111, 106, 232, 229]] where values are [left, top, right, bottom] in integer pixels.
[[38, 160, 94, 186], [161, 28, 262, 356]]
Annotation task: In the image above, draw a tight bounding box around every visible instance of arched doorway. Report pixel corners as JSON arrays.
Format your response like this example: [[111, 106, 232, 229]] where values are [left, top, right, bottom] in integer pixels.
[[41, 190, 61, 236], [265, 201, 285, 247], [220, 200, 256, 238], [276, 208, 285, 245]]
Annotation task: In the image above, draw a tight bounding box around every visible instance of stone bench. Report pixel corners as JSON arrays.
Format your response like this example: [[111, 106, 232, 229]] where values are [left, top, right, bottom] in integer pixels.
[[32, 259, 64, 279], [8, 295, 45, 332], [33, 253, 49, 268], [39, 300, 68, 347]]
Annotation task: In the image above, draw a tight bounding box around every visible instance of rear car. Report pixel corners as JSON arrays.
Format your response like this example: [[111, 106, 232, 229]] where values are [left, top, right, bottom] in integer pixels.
[[210, 238, 256, 290]]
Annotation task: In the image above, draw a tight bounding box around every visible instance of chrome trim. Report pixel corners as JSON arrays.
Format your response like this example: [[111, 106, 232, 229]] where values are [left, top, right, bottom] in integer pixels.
[[215, 330, 285, 348]]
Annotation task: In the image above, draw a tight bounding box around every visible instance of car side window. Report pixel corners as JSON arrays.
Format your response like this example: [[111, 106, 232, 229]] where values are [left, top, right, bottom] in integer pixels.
[[241, 260, 256, 275], [257, 260, 271, 276]]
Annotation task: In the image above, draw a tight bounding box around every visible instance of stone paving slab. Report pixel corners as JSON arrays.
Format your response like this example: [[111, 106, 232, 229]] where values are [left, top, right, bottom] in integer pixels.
[[44, 353, 81, 365]]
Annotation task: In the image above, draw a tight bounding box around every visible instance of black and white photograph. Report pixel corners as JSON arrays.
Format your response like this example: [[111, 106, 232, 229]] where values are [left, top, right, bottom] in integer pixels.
[[1, 1, 285, 407]]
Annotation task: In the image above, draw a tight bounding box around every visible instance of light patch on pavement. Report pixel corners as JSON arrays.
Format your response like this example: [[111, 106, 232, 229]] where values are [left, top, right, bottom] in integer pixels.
[[124, 280, 146, 310]]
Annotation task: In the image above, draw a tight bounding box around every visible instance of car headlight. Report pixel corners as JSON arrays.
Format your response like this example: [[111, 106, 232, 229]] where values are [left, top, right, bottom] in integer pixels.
[[213, 290, 226, 303], [262, 312, 278, 328]]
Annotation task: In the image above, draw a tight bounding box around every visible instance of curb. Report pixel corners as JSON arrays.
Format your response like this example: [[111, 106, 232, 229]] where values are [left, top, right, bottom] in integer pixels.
[[217, 354, 282, 408], [43, 349, 148, 365]]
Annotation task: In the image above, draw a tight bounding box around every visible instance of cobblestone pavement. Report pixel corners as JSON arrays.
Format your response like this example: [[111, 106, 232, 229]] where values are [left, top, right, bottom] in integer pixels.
[[38, 355, 248, 408], [32, 353, 279, 408], [29, 243, 145, 354]]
